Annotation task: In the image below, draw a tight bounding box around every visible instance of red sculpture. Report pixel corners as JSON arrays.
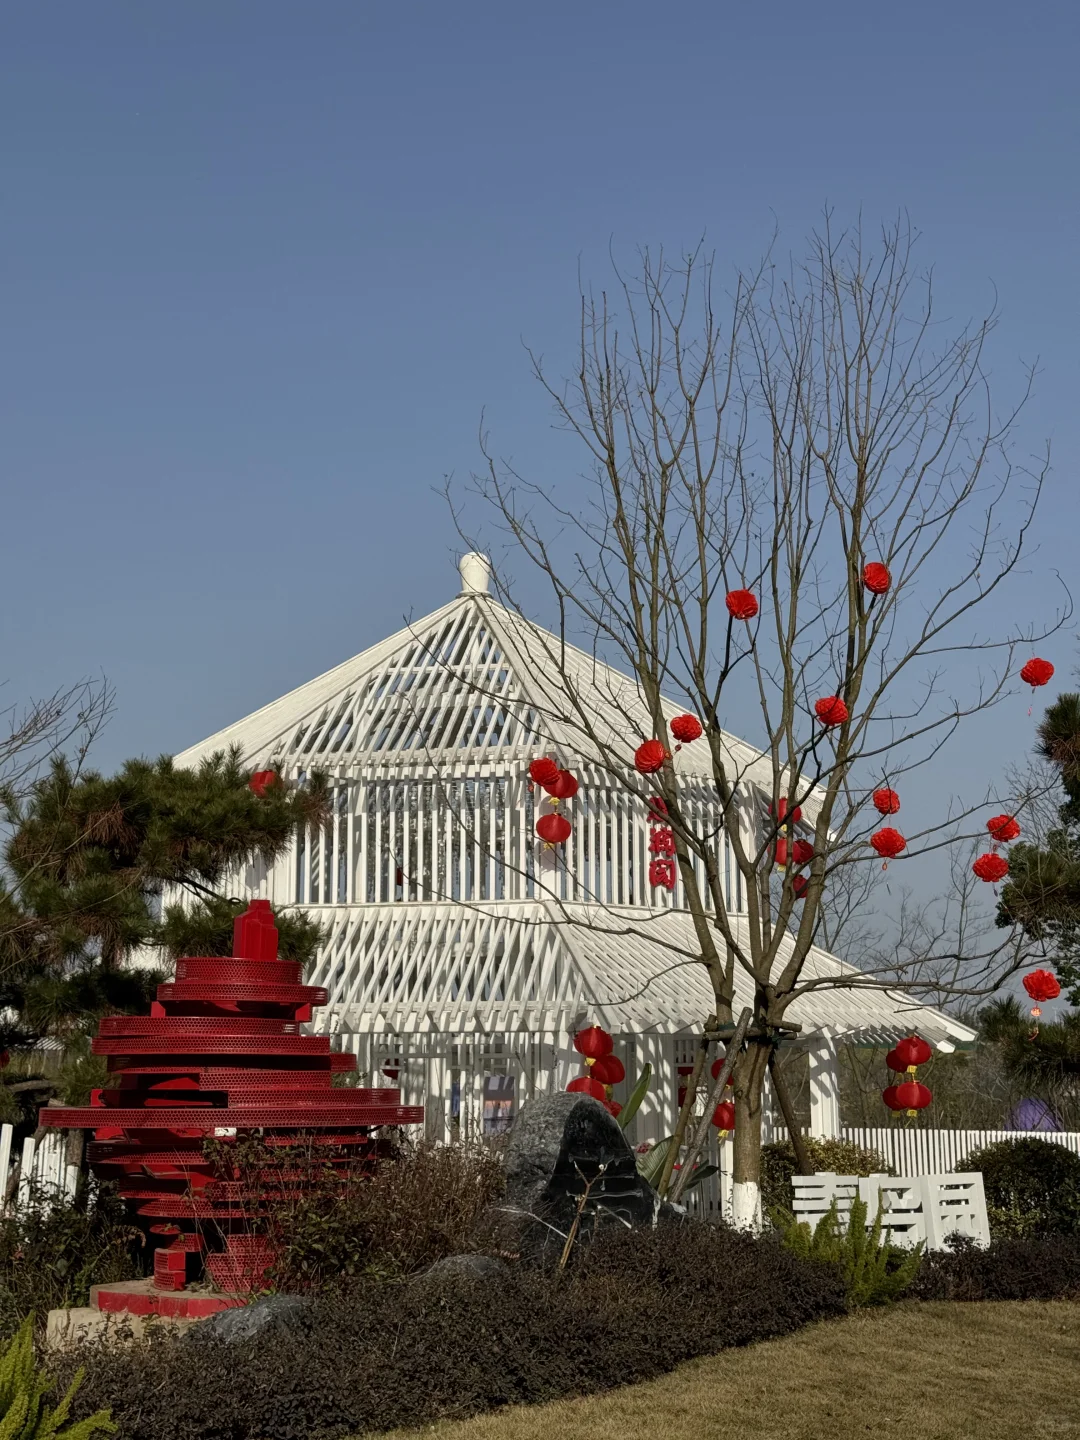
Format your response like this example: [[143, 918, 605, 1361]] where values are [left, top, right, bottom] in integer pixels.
[[39, 901, 422, 1299]]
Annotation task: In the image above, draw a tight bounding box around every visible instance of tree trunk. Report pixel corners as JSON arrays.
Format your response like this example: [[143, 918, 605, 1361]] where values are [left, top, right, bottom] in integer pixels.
[[731, 1037, 771, 1231], [768, 1047, 814, 1176]]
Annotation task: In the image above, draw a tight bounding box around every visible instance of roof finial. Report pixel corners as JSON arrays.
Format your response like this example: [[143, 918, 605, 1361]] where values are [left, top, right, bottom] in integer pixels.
[[459, 552, 491, 595]]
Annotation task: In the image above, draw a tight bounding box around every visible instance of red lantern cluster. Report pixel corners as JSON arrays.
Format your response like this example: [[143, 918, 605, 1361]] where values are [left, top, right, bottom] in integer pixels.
[[814, 695, 849, 727], [530, 758, 580, 847], [568, 1026, 622, 1115], [670, 714, 703, 746], [883, 1034, 933, 1118], [862, 562, 891, 595], [770, 796, 802, 869], [972, 852, 1008, 884], [872, 788, 901, 816], [634, 739, 668, 775], [725, 589, 758, 621], [248, 770, 278, 797], [1020, 658, 1054, 690]]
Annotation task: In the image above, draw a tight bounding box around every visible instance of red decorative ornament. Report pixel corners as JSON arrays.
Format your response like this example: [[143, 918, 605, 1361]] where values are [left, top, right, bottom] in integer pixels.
[[649, 826, 675, 856], [871, 827, 906, 862], [573, 1025, 614, 1063], [725, 589, 758, 621], [547, 769, 579, 801], [649, 858, 677, 891], [604, 1099, 623, 1118], [1022, 969, 1061, 1004], [972, 852, 1008, 884], [882, 1085, 905, 1112], [872, 788, 901, 816], [248, 770, 278, 797], [536, 813, 572, 846], [709, 1056, 734, 1085], [711, 1100, 736, 1132], [815, 696, 849, 727], [887, 1035, 933, 1072], [647, 795, 668, 819], [1020, 658, 1054, 690], [792, 839, 815, 867], [893, 1081, 933, 1115], [862, 562, 891, 595], [591, 1054, 626, 1086], [987, 815, 1021, 843], [792, 874, 809, 899], [567, 1075, 607, 1102], [635, 739, 667, 774], [529, 757, 560, 787], [670, 714, 703, 745]]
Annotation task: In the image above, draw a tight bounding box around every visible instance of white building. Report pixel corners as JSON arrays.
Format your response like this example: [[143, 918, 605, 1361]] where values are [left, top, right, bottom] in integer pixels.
[[174, 553, 973, 1154]]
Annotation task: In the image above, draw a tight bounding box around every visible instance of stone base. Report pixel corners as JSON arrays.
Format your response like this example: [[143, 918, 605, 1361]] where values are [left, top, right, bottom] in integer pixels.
[[91, 1278, 246, 1319]]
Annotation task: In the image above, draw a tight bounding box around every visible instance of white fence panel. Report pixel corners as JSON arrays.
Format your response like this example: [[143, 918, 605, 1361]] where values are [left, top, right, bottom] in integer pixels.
[[1, 1125, 78, 1216], [842, 1126, 1080, 1175]]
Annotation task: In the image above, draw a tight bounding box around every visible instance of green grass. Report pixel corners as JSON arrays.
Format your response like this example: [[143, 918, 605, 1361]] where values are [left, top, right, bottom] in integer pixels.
[[377, 1301, 1080, 1440]]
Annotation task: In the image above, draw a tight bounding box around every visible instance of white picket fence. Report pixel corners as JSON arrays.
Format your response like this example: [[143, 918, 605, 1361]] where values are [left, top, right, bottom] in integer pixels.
[[841, 1126, 1080, 1175], [0, 1124, 78, 1215]]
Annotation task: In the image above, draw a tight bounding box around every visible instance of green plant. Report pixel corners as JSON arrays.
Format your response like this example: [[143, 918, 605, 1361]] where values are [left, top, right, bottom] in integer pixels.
[[780, 1195, 922, 1306], [959, 1138, 1080, 1238], [761, 1137, 891, 1223], [616, 1064, 651, 1130], [0, 1317, 114, 1439], [912, 1232, 1080, 1301]]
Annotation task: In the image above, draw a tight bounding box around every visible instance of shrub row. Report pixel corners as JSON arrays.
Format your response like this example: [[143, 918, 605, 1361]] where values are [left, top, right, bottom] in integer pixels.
[[912, 1233, 1080, 1302], [64, 1222, 847, 1440]]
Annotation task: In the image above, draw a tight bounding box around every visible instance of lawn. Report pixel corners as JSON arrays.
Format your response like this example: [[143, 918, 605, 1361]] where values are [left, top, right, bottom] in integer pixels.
[[381, 1301, 1079, 1440]]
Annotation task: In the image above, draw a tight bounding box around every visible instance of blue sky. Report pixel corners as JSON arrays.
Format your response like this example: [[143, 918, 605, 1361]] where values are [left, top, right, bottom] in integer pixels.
[[1, 1, 1077, 790]]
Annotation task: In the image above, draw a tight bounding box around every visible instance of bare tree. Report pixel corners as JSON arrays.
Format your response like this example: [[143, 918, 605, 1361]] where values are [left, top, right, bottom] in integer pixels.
[[451, 218, 1067, 1225]]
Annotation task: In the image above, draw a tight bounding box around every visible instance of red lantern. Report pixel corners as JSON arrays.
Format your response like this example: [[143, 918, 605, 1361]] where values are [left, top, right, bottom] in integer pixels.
[[604, 1099, 623, 1118], [248, 770, 278, 797], [536, 813, 572, 845], [573, 1025, 614, 1062], [872, 788, 900, 816], [1020, 658, 1054, 689], [972, 852, 1008, 884], [815, 696, 849, 727], [871, 827, 906, 861], [862, 562, 891, 595], [792, 874, 809, 899], [591, 1054, 625, 1086], [893, 1081, 932, 1115], [567, 1076, 607, 1102], [529, 757, 560, 787], [547, 769, 579, 801], [709, 1056, 734, 1084], [887, 1035, 932, 1071], [725, 589, 758, 620], [882, 1085, 905, 1112], [1022, 969, 1061, 1004], [635, 739, 667, 774], [792, 839, 815, 866], [670, 714, 703, 744], [711, 1100, 736, 1132], [987, 814, 1020, 843]]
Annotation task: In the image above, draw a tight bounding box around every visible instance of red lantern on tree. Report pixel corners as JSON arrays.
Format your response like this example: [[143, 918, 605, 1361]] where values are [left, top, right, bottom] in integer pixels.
[[1020, 658, 1054, 690], [862, 562, 891, 595], [567, 1075, 607, 1102], [886, 1035, 933, 1072], [711, 1100, 736, 1133], [709, 1056, 734, 1085], [815, 696, 849, 727], [547, 769, 579, 801], [872, 788, 901, 816], [987, 814, 1020, 843], [892, 1081, 932, 1116], [792, 874, 809, 899], [573, 1026, 614, 1063], [635, 739, 667, 774], [536, 813, 572, 846], [972, 852, 1008, 884], [1022, 969, 1060, 1004], [591, 1054, 626, 1086], [725, 589, 758, 620], [670, 714, 703, 745], [529, 757, 560, 787], [871, 827, 906, 862], [248, 770, 278, 797], [792, 839, 815, 866]]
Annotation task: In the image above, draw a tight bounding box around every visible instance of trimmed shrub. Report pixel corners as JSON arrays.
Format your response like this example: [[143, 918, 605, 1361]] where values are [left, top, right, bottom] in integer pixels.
[[959, 1138, 1080, 1238], [912, 1233, 1080, 1302], [761, 1137, 891, 1222], [63, 1222, 846, 1440]]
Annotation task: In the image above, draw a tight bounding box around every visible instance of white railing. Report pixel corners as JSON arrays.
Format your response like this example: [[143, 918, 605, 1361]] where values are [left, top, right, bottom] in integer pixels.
[[841, 1126, 1080, 1175], [0, 1125, 78, 1215]]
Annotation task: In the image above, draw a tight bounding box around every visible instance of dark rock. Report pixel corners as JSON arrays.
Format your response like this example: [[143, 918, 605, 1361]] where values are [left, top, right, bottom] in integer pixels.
[[420, 1253, 510, 1282], [476, 1092, 680, 1265], [190, 1293, 309, 1344]]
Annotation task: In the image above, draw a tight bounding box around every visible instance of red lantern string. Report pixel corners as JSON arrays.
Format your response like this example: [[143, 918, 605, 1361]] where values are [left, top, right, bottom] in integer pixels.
[[870, 827, 906, 868], [711, 1100, 736, 1135], [815, 695, 849, 727], [725, 589, 758, 620], [872, 788, 901, 816], [573, 1026, 613, 1064], [986, 814, 1020, 844], [972, 852, 1008, 884], [635, 739, 668, 774], [536, 813, 571, 847], [892, 1081, 932, 1117], [862, 562, 891, 595], [886, 1035, 933, 1073], [769, 797, 802, 869], [546, 769, 579, 803], [591, 1054, 625, 1086], [1022, 968, 1060, 1037], [567, 1075, 607, 1102], [528, 757, 560, 787], [792, 839, 815, 867]]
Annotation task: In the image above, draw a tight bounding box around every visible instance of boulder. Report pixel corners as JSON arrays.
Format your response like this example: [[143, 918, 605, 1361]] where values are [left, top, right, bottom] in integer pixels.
[[475, 1091, 679, 1264], [190, 1293, 309, 1344]]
